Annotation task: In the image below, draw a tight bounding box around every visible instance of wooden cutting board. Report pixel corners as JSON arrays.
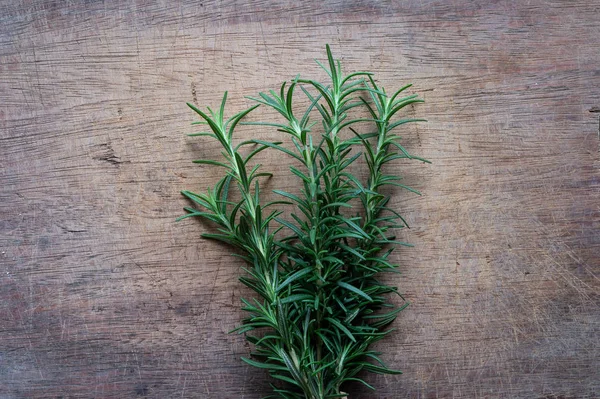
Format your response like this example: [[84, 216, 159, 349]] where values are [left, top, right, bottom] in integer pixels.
[[1, 1, 598, 398]]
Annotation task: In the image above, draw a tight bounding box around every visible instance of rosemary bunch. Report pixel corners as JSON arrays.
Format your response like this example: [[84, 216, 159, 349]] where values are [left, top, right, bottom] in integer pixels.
[[179, 45, 428, 398]]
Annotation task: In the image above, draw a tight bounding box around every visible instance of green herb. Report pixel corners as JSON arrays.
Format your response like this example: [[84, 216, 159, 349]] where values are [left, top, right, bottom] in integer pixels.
[[179, 45, 428, 398]]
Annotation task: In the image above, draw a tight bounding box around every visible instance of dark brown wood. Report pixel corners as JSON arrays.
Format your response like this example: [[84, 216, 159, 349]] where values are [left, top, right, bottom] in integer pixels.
[[1, 1, 599, 398]]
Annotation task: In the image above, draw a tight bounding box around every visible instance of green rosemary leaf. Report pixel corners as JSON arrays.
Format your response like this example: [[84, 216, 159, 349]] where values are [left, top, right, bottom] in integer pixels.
[[241, 357, 289, 372], [337, 243, 366, 260], [389, 83, 414, 104], [274, 217, 305, 238], [245, 142, 282, 165], [187, 131, 217, 138], [201, 232, 236, 245], [382, 181, 422, 195], [272, 191, 310, 211], [377, 239, 414, 247], [219, 91, 228, 121], [280, 293, 314, 304], [180, 190, 210, 208], [325, 317, 356, 343], [226, 104, 261, 140], [285, 82, 297, 117], [387, 118, 427, 130], [325, 44, 338, 88], [289, 166, 311, 184], [271, 373, 302, 387], [298, 79, 335, 115], [277, 267, 313, 292], [249, 139, 304, 162], [342, 218, 370, 239], [186, 102, 222, 136], [321, 202, 352, 210], [337, 281, 373, 302], [341, 71, 373, 85], [192, 159, 231, 169]]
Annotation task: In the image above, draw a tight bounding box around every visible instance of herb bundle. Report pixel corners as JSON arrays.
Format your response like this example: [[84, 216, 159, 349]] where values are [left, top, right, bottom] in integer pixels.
[[179, 45, 427, 398]]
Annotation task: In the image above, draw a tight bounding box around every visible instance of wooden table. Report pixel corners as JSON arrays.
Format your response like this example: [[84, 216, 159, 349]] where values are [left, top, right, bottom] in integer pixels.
[[1, 1, 598, 398]]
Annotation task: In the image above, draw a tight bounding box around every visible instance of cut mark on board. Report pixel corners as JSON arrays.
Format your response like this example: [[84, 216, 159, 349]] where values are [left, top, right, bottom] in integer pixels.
[[588, 107, 600, 142], [92, 142, 128, 166], [191, 82, 198, 105]]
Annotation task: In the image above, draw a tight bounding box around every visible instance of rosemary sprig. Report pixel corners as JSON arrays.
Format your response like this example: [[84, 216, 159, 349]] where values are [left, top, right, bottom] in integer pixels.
[[179, 45, 427, 399]]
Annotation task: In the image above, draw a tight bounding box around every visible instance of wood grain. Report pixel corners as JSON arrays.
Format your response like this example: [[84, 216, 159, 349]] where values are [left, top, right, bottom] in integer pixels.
[[1, 1, 599, 398]]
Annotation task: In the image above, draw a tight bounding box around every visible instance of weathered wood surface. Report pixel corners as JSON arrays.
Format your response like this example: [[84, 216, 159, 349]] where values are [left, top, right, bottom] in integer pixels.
[[1, 1, 599, 398]]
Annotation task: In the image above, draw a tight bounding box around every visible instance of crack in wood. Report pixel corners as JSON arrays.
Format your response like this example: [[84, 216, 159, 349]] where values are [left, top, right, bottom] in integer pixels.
[[92, 142, 128, 166]]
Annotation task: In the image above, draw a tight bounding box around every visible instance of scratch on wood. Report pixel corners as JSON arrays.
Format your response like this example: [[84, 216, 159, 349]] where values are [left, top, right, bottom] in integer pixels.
[[190, 81, 198, 105]]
